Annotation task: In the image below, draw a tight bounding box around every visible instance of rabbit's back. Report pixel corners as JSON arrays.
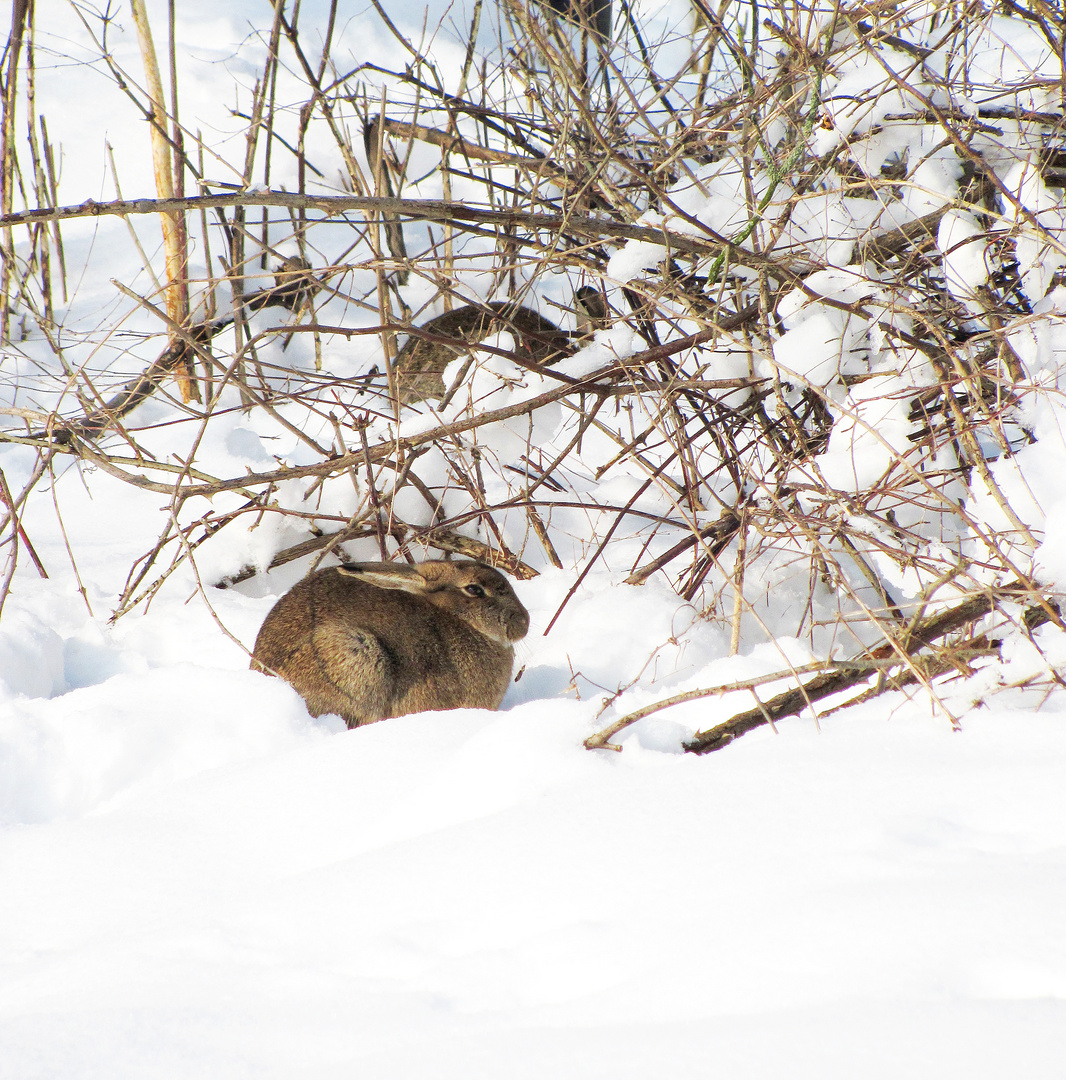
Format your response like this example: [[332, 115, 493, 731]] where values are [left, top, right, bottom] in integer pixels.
[[395, 302, 571, 402], [252, 566, 517, 725]]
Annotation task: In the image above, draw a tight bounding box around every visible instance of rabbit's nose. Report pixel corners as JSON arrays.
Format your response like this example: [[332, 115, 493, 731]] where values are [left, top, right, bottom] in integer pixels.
[[508, 608, 531, 641]]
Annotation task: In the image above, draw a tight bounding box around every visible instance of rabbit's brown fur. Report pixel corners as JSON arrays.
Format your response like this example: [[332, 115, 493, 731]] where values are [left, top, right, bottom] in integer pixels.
[[251, 560, 529, 727], [394, 302, 573, 403]]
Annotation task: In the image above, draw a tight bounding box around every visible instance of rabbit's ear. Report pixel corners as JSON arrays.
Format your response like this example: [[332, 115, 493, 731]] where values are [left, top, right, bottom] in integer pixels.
[[574, 284, 608, 334], [337, 562, 432, 594]]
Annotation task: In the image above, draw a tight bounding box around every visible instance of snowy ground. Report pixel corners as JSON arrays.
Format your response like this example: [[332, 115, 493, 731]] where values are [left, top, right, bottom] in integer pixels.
[[2, 2, 1065, 1077], [3, 553, 1065, 1078]]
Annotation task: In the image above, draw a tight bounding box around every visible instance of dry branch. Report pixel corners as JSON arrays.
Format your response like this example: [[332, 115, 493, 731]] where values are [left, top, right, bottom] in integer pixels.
[[680, 586, 1060, 755], [587, 588, 1058, 755], [129, 0, 193, 402], [0, 192, 805, 269]]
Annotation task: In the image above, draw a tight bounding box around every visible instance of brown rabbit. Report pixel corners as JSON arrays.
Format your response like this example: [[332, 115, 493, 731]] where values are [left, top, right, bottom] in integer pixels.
[[393, 301, 575, 403], [251, 560, 530, 727]]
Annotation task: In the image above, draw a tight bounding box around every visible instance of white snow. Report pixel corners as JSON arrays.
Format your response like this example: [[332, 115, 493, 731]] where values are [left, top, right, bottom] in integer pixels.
[[2, 579, 1065, 1079], [939, 209, 991, 307]]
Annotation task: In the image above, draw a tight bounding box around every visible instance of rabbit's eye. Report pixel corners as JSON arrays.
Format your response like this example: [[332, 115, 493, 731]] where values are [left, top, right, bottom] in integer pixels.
[[464, 583, 487, 597]]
